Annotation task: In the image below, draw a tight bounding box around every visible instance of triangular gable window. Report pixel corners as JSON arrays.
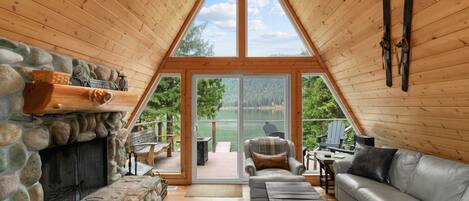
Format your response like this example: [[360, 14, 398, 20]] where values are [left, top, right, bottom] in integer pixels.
[[247, 0, 310, 56], [173, 0, 237, 56], [301, 74, 357, 162], [172, 0, 311, 57]]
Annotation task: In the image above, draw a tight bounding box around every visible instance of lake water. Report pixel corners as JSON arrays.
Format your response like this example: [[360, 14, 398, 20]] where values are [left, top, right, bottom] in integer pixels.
[[197, 109, 286, 151]]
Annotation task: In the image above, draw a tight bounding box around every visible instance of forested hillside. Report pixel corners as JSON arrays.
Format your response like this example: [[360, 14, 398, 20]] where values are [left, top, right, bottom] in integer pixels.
[[222, 78, 286, 107]]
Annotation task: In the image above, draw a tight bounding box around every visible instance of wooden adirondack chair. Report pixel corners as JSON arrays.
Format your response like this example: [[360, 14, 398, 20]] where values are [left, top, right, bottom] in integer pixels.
[[306, 121, 348, 170], [268, 131, 285, 139], [264, 122, 285, 139], [316, 121, 346, 149], [263, 122, 278, 135]]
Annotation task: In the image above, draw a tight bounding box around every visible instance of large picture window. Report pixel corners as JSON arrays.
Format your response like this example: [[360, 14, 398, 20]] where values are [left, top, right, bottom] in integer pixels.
[[301, 74, 356, 174], [132, 75, 182, 174], [173, 0, 237, 56], [247, 0, 310, 56]]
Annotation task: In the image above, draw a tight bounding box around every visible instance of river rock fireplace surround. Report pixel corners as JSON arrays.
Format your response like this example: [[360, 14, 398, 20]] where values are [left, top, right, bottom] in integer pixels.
[[0, 37, 162, 201]]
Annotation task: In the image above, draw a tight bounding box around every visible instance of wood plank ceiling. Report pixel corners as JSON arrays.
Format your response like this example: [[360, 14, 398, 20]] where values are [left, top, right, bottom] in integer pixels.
[[0, 0, 196, 101], [289, 0, 469, 162], [2, 0, 468, 163]]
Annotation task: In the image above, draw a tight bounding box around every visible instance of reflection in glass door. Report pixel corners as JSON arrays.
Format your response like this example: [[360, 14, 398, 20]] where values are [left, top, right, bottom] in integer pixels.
[[192, 75, 289, 182], [242, 76, 289, 141], [241, 76, 289, 177]]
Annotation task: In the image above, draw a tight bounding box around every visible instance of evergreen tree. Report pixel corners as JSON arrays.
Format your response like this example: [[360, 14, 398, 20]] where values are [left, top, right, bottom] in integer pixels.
[[197, 78, 225, 119], [139, 23, 225, 135], [174, 23, 214, 56], [302, 76, 350, 149], [140, 77, 181, 136]]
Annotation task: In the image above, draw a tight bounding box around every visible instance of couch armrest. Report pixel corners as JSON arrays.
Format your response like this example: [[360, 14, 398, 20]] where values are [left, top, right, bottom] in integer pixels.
[[333, 160, 352, 175], [288, 157, 306, 175], [245, 157, 256, 176]]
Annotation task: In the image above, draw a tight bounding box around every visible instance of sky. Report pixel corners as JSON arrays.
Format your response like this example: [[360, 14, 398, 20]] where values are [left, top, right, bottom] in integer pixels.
[[176, 0, 310, 56]]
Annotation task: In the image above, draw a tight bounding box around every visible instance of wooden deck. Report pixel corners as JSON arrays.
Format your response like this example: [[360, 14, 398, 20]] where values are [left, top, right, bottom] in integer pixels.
[[153, 151, 239, 178], [152, 151, 319, 175], [215, 142, 231, 153], [154, 152, 181, 173], [197, 152, 238, 179], [153, 151, 240, 179]]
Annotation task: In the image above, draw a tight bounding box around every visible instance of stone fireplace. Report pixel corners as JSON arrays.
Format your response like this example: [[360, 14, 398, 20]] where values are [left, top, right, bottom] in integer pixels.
[[0, 37, 162, 201]]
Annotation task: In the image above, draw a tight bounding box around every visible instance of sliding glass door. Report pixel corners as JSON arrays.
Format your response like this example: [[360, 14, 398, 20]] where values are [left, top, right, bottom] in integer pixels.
[[242, 75, 289, 142], [192, 74, 289, 183], [192, 75, 240, 182], [241, 75, 289, 177]]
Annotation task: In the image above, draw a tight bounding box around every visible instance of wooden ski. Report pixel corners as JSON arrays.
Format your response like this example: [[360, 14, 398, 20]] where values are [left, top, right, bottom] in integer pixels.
[[380, 0, 392, 87], [396, 0, 413, 92]]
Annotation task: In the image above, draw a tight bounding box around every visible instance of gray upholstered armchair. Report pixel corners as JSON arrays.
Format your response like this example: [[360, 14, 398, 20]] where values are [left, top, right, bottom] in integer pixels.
[[244, 137, 306, 201]]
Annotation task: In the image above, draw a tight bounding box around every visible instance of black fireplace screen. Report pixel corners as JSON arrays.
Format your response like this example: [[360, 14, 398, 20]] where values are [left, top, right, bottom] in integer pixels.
[[39, 138, 108, 201]]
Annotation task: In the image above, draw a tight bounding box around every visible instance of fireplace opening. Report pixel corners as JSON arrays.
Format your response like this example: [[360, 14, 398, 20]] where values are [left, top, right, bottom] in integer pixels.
[[39, 138, 108, 201]]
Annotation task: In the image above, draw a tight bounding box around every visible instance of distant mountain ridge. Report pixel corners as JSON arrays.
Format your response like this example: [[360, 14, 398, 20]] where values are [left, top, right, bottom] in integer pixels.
[[221, 78, 286, 107]]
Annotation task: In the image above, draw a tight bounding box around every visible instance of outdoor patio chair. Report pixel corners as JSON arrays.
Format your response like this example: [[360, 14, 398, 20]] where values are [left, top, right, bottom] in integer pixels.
[[305, 121, 351, 170], [263, 121, 278, 135], [317, 120, 347, 149], [267, 131, 285, 139]]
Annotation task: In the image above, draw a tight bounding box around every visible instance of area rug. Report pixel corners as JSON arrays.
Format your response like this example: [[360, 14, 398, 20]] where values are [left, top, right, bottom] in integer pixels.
[[185, 184, 243, 197]]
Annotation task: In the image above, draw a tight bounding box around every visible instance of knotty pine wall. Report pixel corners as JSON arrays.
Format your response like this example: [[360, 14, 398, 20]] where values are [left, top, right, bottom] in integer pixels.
[[0, 0, 195, 102], [289, 0, 469, 162]]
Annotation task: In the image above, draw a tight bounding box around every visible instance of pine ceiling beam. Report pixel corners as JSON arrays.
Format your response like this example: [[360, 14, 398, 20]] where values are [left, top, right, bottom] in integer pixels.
[[126, 0, 203, 127]]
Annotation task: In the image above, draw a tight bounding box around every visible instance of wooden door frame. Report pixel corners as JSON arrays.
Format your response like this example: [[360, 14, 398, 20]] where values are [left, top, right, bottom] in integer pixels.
[[125, 0, 365, 185], [178, 67, 322, 184]]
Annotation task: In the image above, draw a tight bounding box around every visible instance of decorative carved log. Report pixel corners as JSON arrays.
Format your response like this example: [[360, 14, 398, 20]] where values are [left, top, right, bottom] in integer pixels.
[[89, 89, 113, 105], [23, 82, 139, 115]]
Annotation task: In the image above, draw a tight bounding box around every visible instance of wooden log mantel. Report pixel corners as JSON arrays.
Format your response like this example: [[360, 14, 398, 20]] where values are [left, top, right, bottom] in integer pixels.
[[23, 82, 139, 115]]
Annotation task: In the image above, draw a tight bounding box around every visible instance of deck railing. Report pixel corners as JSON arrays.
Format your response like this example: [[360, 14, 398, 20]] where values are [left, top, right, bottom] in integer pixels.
[[133, 118, 354, 152]]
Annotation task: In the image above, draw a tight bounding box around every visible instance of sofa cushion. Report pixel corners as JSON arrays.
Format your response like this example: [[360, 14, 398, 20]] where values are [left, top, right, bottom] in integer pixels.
[[356, 187, 419, 201], [256, 168, 292, 177], [388, 148, 422, 191], [252, 152, 289, 171], [336, 187, 358, 201], [461, 186, 469, 201], [348, 143, 397, 182], [336, 173, 391, 198], [406, 155, 469, 201]]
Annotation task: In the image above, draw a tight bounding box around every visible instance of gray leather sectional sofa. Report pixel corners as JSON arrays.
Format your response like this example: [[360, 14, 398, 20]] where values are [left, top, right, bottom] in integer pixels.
[[333, 148, 469, 201]]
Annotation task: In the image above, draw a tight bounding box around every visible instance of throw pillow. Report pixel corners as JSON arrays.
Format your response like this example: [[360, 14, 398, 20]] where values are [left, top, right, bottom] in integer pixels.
[[252, 151, 289, 171], [348, 143, 398, 182]]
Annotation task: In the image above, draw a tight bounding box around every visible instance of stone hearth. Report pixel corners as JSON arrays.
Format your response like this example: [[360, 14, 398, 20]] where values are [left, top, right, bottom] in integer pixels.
[[0, 36, 160, 201], [82, 176, 163, 201]]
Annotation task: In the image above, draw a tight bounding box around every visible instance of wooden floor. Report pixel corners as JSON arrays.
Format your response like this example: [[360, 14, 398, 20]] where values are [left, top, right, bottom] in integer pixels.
[[166, 185, 337, 201]]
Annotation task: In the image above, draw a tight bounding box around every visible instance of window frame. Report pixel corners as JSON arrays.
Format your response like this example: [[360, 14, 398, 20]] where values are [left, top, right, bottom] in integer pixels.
[[169, 0, 313, 58]]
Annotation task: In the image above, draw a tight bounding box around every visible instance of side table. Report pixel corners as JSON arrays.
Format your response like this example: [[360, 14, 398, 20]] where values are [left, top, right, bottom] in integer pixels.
[[314, 151, 353, 194]]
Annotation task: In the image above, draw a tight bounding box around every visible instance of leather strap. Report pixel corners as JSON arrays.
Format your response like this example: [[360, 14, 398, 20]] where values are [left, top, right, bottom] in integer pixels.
[[396, 0, 413, 92], [380, 0, 392, 87]]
